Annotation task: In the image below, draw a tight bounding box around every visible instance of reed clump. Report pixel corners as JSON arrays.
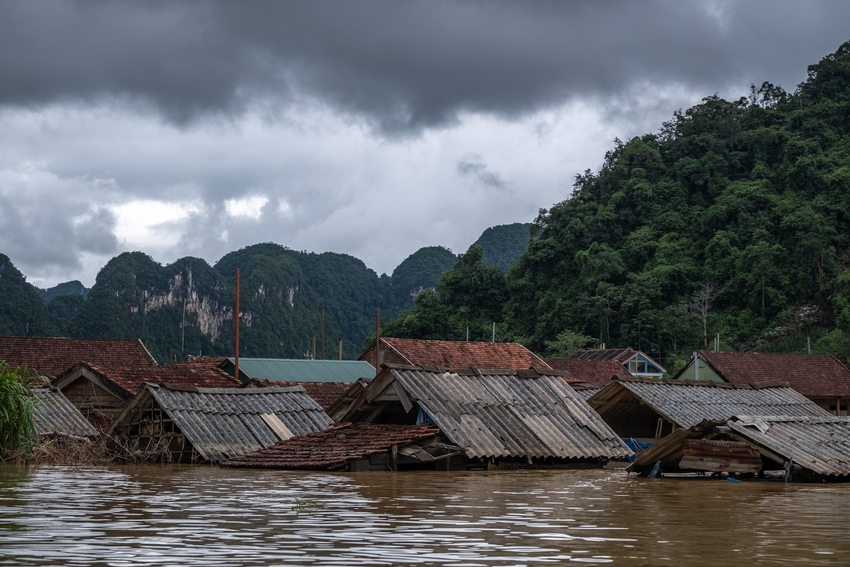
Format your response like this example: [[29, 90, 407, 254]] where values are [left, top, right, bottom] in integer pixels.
[[0, 361, 36, 461]]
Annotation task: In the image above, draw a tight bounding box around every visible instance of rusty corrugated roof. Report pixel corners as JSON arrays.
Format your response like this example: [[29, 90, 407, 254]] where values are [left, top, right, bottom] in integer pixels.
[[222, 422, 440, 469], [570, 348, 636, 363]]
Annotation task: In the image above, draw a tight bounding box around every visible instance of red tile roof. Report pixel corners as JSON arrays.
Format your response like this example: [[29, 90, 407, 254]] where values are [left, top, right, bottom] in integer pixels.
[[698, 351, 850, 398], [570, 348, 637, 363], [379, 337, 550, 370], [55, 362, 241, 397], [544, 358, 628, 385], [241, 379, 351, 410], [222, 422, 440, 469], [0, 336, 156, 378]]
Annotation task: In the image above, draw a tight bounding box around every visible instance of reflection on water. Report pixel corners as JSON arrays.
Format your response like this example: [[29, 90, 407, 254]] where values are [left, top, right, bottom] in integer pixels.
[[1, 465, 849, 566]]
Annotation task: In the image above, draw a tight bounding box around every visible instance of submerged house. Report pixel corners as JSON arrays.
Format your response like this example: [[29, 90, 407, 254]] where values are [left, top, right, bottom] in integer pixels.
[[333, 364, 632, 469], [569, 348, 665, 379], [103, 383, 334, 464], [628, 415, 850, 482], [673, 351, 850, 415], [587, 376, 829, 440], [0, 336, 157, 379], [32, 388, 97, 439], [222, 422, 457, 471], [53, 362, 241, 429], [359, 337, 550, 372]]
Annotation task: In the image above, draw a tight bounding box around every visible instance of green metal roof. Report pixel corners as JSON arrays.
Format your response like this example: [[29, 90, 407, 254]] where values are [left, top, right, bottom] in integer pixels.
[[225, 358, 375, 383]]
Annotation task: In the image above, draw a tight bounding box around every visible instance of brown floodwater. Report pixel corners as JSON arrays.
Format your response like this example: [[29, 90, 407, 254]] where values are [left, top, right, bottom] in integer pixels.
[[0, 465, 848, 566]]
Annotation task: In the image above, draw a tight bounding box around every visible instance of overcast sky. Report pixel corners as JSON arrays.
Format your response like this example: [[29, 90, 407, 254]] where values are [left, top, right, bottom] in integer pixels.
[[1, 1, 848, 288]]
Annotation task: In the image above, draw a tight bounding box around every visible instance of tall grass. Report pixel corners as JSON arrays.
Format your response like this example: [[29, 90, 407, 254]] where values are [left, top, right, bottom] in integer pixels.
[[0, 361, 37, 461]]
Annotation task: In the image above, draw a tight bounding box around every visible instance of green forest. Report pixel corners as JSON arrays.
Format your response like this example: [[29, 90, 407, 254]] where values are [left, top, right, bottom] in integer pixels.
[[0, 225, 529, 363], [387, 40, 850, 371]]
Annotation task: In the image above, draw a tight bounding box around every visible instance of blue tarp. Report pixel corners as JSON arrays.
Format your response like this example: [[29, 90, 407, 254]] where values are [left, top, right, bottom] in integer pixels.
[[623, 438, 653, 462]]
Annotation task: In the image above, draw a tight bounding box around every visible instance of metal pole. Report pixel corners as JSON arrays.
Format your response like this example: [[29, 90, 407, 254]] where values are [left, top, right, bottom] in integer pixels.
[[321, 309, 325, 360], [338, 338, 343, 360], [235, 268, 240, 381], [375, 308, 381, 376]]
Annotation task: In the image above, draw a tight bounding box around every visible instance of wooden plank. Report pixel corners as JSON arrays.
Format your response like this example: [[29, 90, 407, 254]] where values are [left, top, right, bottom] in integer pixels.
[[260, 413, 294, 441], [392, 381, 414, 413], [679, 439, 761, 473]]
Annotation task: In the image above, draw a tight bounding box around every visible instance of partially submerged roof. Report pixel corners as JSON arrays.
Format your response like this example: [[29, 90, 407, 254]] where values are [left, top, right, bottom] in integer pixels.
[[589, 376, 829, 430], [32, 388, 97, 438], [105, 383, 334, 463], [241, 378, 351, 410], [0, 336, 156, 378], [369, 337, 550, 370], [222, 422, 441, 470], [223, 358, 374, 383], [544, 358, 627, 385], [341, 365, 631, 460], [629, 415, 850, 480], [679, 351, 850, 398], [54, 362, 241, 400]]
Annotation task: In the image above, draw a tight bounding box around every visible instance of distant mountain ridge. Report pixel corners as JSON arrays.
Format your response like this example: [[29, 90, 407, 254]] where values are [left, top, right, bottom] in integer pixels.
[[0, 223, 531, 362]]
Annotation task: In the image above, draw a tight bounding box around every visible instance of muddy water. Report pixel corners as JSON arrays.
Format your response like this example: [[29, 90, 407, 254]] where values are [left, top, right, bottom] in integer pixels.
[[1, 466, 849, 566]]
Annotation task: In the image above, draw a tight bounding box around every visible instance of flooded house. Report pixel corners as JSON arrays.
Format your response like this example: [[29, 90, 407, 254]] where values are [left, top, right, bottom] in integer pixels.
[[673, 350, 850, 415], [359, 337, 551, 372], [32, 388, 97, 439], [0, 336, 157, 380], [222, 422, 457, 471], [586, 376, 830, 441], [567, 347, 666, 379], [628, 415, 850, 482], [53, 362, 241, 429], [102, 383, 334, 464], [329, 364, 632, 469]]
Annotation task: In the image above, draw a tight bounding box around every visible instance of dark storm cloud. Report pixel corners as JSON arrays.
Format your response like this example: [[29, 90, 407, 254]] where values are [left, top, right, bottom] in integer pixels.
[[2, 1, 849, 135], [457, 155, 508, 191]]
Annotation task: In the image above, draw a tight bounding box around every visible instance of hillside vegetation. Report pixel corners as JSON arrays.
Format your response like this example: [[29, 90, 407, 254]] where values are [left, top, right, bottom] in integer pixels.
[[384, 40, 850, 370]]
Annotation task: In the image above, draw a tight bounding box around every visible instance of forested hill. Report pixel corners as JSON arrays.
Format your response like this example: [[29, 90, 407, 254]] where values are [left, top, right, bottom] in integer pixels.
[[0, 222, 530, 362], [383, 40, 850, 369]]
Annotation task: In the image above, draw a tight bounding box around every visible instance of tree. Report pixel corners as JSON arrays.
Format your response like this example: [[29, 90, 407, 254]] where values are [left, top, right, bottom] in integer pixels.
[[681, 282, 718, 347]]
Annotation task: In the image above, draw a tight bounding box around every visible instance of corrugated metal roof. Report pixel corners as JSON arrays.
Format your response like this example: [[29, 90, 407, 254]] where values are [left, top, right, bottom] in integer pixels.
[[32, 388, 98, 437], [727, 416, 850, 477], [133, 384, 333, 462], [386, 367, 631, 460], [589, 377, 828, 429], [226, 358, 374, 383]]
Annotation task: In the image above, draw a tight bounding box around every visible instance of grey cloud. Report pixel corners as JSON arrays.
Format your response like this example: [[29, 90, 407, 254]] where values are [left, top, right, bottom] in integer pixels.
[[0, 191, 119, 276], [457, 155, 508, 191], [2, 1, 849, 135]]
